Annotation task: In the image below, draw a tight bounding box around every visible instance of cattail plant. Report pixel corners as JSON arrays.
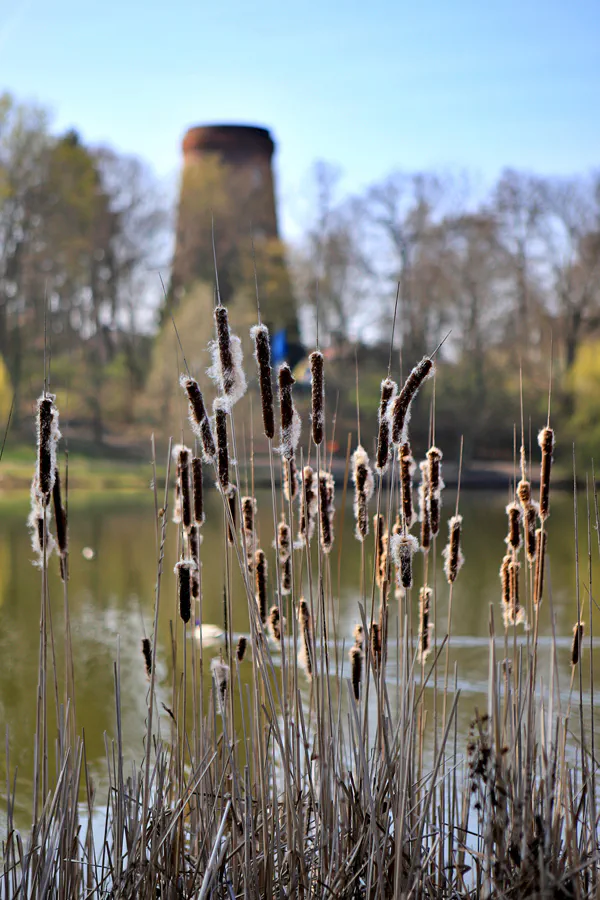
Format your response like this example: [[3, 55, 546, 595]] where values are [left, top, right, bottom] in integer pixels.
[[349, 646, 363, 701], [172, 478, 182, 524], [298, 599, 313, 679], [191, 456, 204, 525], [505, 501, 522, 552], [534, 528, 547, 607], [318, 471, 335, 554], [525, 503, 538, 563], [352, 446, 374, 542], [390, 533, 419, 589], [278, 364, 301, 461], [236, 636, 247, 662], [28, 479, 55, 565], [250, 323, 275, 439], [277, 518, 292, 596], [443, 515, 464, 584], [390, 357, 434, 445], [141, 638, 152, 677], [309, 350, 325, 446], [241, 495, 257, 562], [213, 401, 231, 495], [538, 426, 554, 521], [210, 657, 230, 717], [400, 443, 417, 530], [370, 622, 382, 669], [36, 393, 60, 501], [376, 378, 397, 472], [52, 467, 68, 580], [427, 446, 444, 538], [571, 622, 584, 666], [418, 461, 431, 553], [174, 559, 197, 624], [173, 445, 192, 530], [187, 525, 201, 598], [208, 305, 247, 407], [418, 586, 432, 663], [179, 375, 216, 461], [227, 486, 237, 545], [297, 466, 318, 546], [281, 556, 292, 595], [268, 606, 282, 642], [255, 549, 268, 623], [283, 457, 299, 502], [353, 623, 365, 648], [374, 514, 386, 588]]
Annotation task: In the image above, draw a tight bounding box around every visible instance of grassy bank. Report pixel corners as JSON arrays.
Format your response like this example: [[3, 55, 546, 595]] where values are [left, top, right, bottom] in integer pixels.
[[2, 310, 599, 898]]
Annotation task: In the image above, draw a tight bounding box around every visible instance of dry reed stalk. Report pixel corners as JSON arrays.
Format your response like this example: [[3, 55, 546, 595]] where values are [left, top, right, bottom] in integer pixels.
[[250, 323, 275, 439], [210, 657, 230, 716], [283, 457, 299, 502], [390, 533, 419, 589], [443, 515, 464, 584], [418, 460, 432, 552], [390, 356, 434, 445], [533, 528, 547, 607], [180, 375, 216, 461], [141, 638, 152, 677], [297, 465, 318, 545], [278, 364, 301, 461], [376, 377, 397, 472], [298, 599, 313, 678], [418, 586, 432, 663], [571, 622, 584, 666], [538, 426, 554, 521], [174, 559, 196, 624], [208, 305, 247, 406], [255, 549, 268, 623], [236, 636, 247, 662], [268, 606, 282, 642], [309, 350, 325, 446], [505, 502, 522, 552], [318, 471, 335, 554], [191, 456, 204, 525], [349, 646, 363, 701], [352, 445, 374, 542], [400, 443, 417, 530], [427, 445, 444, 537]]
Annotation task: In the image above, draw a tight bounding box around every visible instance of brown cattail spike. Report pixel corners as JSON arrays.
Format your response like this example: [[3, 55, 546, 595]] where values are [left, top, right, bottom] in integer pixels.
[[534, 528, 547, 607], [374, 514, 385, 588], [191, 457, 204, 525], [505, 502, 522, 552], [284, 458, 299, 502], [318, 471, 335, 554], [571, 622, 584, 666], [427, 446, 444, 538], [208, 306, 247, 406], [297, 466, 318, 545], [418, 586, 432, 663], [391, 357, 434, 445], [187, 525, 201, 598], [52, 468, 68, 560], [211, 657, 230, 716], [352, 446, 375, 542], [242, 495, 257, 559], [418, 461, 431, 552], [400, 443, 416, 530], [443, 515, 464, 584], [174, 559, 196, 624], [141, 638, 152, 677], [500, 554, 511, 616], [255, 549, 268, 623], [281, 555, 292, 595], [278, 364, 301, 461], [349, 646, 363, 701], [390, 533, 419, 589], [309, 350, 325, 446], [180, 376, 216, 461], [250, 324, 275, 439], [517, 478, 531, 509], [37, 395, 59, 500], [376, 378, 397, 472], [236, 636, 247, 662], [298, 599, 313, 678], [538, 427, 554, 521], [370, 622, 381, 669], [227, 485, 237, 545], [268, 605, 282, 642], [525, 503, 538, 563], [214, 402, 230, 493]]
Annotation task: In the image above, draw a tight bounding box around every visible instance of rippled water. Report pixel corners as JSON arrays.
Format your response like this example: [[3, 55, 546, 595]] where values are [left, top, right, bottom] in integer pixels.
[[1, 485, 599, 826]]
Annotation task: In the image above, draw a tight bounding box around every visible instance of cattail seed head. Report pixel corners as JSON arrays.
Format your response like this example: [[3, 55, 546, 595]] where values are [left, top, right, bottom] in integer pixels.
[[298, 599, 313, 678], [534, 528, 547, 607], [391, 357, 434, 445], [349, 646, 363, 701], [517, 478, 531, 509], [211, 657, 230, 716], [281, 554, 292, 595], [571, 622, 584, 666], [297, 465, 318, 546], [36, 394, 61, 501], [277, 519, 291, 559], [255, 549, 268, 623], [400, 443, 417, 530], [443, 515, 464, 584], [213, 401, 231, 494], [525, 502, 538, 563], [278, 364, 301, 461], [179, 375, 216, 461], [191, 457, 204, 525], [390, 532, 420, 589], [352, 446, 375, 542], [208, 305, 247, 407], [141, 638, 152, 677], [52, 467, 68, 567], [427, 446, 443, 495], [28, 480, 55, 565], [174, 559, 197, 624], [283, 458, 299, 502], [172, 478, 182, 524], [309, 350, 325, 446], [187, 524, 202, 598], [505, 502, 522, 552], [173, 444, 192, 530], [236, 636, 247, 662], [500, 553, 511, 613], [242, 495, 257, 559], [268, 605, 282, 642], [376, 378, 397, 472], [374, 514, 386, 588], [318, 471, 335, 554], [504, 557, 525, 627], [370, 622, 381, 668], [353, 623, 365, 647], [418, 586, 433, 663], [227, 485, 237, 545], [418, 461, 431, 552], [538, 427, 554, 521], [250, 323, 275, 439]]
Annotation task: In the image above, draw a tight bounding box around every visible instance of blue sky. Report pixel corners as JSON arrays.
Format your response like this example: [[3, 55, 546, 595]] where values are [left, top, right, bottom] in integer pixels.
[[1, 0, 599, 235]]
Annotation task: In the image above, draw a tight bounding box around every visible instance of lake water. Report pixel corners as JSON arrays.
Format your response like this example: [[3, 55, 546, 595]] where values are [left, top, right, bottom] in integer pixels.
[[1, 484, 599, 827]]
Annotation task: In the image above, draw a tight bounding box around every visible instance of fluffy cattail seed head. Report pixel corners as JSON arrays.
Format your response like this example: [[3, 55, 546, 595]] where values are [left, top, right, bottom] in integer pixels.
[[352, 446, 375, 542], [281, 555, 292, 595], [418, 586, 433, 663], [298, 599, 313, 678], [400, 443, 417, 530], [250, 324, 275, 439], [309, 350, 325, 446], [180, 375, 216, 461], [174, 559, 197, 624], [278, 364, 301, 461], [318, 471, 335, 553], [213, 401, 230, 494], [192, 457, 204, 525], [211, 657, 230, 716], [52, 468, 68, 579], [376, 378, 397, 472], [297, 466, 318, 546], [538, 427, 554, 521], [390, 533, 420, 589], [534, 528, 547, 607], [242, 495, 257, 559], [255, 549, 268, 623], [443, 515, 464, 584], [349, 646, 363, 701], [227, 485, 237, 545], [525, 503, 538, 563], [517, 478, 531, 509], [391, 357, 434, 445], [208, 306, 247, 407], [284, 458, 299, 502], [418, 461, 431, 552], [236, 636, 247, 662], [268, 605, 282, 642], [505, 502, 522, 552], [353, 623, 365, 648], [36, 394, 61, 501]]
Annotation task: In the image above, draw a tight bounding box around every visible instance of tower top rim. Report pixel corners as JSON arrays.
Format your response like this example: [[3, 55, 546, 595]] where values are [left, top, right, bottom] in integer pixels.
[[182, 124, 275, 157]]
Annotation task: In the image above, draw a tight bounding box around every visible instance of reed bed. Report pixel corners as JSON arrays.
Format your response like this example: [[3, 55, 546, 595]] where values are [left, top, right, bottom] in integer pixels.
[[2, 308, 600, 899]]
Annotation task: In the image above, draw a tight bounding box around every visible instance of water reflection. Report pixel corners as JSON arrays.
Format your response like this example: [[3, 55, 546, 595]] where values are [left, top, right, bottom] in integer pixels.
[[0, 487, 598, 826]]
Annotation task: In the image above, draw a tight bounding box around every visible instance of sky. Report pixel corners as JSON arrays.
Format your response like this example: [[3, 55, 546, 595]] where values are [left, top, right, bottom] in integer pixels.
[[1, 0, 599, 237]]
